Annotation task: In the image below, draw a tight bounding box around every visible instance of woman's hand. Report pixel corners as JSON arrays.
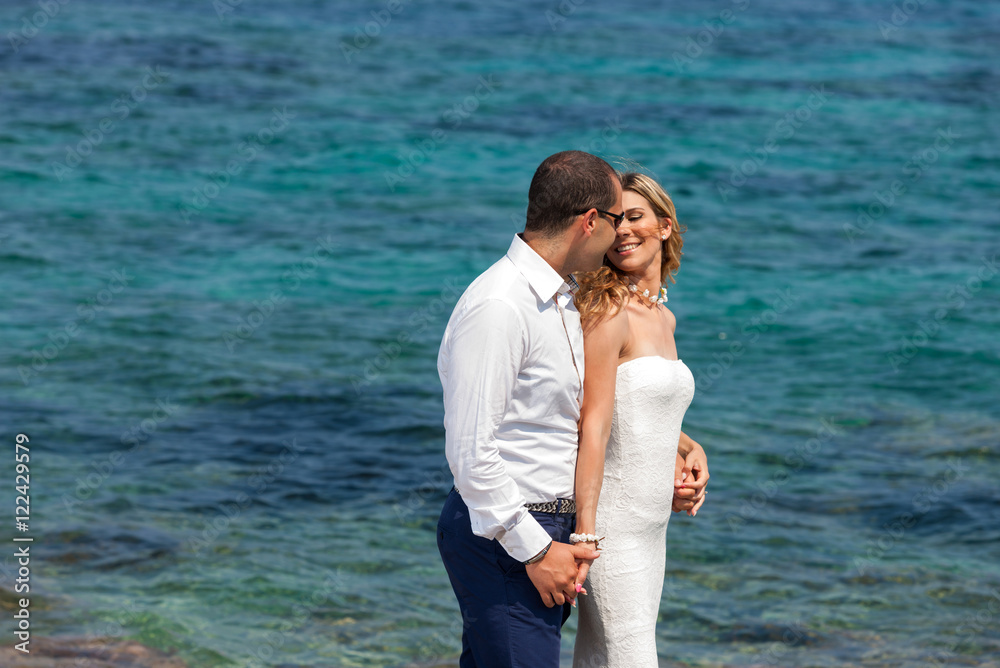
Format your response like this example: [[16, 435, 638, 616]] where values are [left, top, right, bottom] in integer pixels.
[[573, 541, 598, 594], [672, 439, 708, 516]]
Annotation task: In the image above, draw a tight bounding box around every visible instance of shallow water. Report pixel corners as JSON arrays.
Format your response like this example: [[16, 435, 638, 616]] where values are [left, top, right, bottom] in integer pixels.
[[1, 1, 998, 666]]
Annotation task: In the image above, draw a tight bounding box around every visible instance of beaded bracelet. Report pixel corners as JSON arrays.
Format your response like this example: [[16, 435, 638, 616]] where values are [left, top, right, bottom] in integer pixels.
[[570, 533, 604, 547]]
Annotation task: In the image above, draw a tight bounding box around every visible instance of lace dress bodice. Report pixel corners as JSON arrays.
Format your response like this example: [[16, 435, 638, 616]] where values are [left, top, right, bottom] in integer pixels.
[[574, 356, 695, 668]]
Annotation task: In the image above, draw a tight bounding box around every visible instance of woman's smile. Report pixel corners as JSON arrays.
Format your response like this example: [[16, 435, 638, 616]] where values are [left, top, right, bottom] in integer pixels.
[[613, 241, 641, 255]]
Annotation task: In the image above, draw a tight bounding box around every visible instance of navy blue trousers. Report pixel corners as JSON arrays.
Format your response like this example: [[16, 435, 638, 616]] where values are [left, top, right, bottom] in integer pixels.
[[437, 489, 574, 668]]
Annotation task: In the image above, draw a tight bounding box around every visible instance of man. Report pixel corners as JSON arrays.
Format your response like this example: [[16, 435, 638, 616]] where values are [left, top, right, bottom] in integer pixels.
[[436, 151, 623, 667]]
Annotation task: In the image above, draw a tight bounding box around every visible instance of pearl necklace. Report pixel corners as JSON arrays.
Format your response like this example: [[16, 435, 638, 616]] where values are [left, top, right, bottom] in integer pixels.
[[629, 282, 667, 307]]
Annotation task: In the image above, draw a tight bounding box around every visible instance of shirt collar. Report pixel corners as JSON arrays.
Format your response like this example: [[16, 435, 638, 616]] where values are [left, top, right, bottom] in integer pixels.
[[507, 233, 572, 304]]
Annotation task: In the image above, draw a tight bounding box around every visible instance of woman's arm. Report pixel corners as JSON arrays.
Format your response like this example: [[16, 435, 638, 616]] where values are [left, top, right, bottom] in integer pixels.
[[573, 309, 629, 584], [678, 430, 702, 457]]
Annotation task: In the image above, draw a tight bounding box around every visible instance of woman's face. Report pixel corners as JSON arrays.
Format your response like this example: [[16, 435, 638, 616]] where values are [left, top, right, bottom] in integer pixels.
[[607, 190, 670, 275]]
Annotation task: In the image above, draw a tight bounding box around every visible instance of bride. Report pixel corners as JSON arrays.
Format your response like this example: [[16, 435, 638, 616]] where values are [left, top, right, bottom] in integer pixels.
[[570, 172, 709, 667]]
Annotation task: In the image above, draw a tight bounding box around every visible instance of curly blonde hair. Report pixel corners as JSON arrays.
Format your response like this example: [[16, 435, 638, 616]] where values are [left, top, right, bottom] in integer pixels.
[[574, 172, 685, 330]]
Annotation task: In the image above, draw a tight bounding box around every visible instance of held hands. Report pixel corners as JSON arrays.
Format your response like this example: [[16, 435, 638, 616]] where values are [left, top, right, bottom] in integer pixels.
[[573, 541, 599, 593], [672, 446, 709, 516], [525, 541, 600, 608]]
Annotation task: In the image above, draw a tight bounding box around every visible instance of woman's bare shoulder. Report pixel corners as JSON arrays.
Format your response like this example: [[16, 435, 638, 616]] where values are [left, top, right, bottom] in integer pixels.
[[584, 302, 630, 343], [660, 306, 677, 332]]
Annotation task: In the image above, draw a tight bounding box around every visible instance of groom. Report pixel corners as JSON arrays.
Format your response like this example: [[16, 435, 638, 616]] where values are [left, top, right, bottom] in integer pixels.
[[436, 151, 622, 667]]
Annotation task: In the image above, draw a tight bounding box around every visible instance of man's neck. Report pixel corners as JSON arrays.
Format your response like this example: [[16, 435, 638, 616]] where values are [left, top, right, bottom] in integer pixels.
[[520, 231, 573, 281]]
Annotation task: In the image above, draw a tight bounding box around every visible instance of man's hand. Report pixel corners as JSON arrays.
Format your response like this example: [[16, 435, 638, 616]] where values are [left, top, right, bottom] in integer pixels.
[[525, 541, 600, 607], [672, 447, 709, 516]]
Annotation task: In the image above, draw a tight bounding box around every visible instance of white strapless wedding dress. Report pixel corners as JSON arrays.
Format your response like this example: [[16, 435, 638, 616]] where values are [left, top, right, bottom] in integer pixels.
[[573, 356, 695, 668]]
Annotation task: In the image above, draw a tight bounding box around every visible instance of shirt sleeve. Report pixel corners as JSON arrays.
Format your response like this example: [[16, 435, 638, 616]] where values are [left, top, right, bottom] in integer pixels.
[[441, 298, 553, 562]]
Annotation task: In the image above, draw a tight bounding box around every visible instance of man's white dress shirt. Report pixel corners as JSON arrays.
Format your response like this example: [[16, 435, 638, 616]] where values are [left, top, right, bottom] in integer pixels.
[[438, 233, 584, 562]]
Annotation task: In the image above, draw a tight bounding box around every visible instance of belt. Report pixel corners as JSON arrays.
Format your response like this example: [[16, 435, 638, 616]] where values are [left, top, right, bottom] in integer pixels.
[[451, 487, 576, 515], [524, 498, 576, 514]]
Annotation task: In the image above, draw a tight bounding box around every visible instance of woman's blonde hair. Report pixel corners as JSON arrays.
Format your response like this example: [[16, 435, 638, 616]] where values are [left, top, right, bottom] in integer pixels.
[[574, 172, 685, 330]]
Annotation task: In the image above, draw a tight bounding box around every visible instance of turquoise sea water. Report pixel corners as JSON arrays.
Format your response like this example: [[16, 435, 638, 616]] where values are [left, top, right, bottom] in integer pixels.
[[1, 1, 998, 666]]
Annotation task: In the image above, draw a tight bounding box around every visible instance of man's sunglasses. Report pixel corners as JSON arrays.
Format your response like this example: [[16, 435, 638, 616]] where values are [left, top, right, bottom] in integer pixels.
[[574, 208, 625, 230]]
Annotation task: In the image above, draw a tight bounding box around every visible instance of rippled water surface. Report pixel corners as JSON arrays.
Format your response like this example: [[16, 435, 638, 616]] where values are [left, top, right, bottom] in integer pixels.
[[1, 1, 998, 666]]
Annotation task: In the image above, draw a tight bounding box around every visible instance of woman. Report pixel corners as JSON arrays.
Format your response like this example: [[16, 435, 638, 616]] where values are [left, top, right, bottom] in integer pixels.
[[571, 173, 708, 667]]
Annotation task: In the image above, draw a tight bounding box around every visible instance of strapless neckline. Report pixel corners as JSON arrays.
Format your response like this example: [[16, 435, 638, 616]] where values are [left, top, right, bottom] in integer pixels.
[[618, 355, 683, 369]]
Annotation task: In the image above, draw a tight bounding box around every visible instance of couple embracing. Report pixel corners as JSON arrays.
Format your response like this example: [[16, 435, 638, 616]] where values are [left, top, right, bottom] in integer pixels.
[[437, 151, 709, 667]]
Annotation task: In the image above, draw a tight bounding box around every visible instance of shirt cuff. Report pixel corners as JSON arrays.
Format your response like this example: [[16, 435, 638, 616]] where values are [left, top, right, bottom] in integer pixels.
[[496, 511, 554, 562]]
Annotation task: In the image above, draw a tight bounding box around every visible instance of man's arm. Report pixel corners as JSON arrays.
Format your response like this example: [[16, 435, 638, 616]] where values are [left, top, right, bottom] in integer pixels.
[[442, 298, 551, 560], [442, 298, 598, 607]]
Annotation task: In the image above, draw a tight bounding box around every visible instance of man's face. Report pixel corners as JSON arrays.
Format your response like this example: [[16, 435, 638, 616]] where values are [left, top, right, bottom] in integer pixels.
[[583, 178, 623, 271]]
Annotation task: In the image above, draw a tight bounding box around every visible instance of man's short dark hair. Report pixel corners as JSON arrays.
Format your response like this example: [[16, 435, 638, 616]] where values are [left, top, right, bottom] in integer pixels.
[[524, 151, 619, 236]]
